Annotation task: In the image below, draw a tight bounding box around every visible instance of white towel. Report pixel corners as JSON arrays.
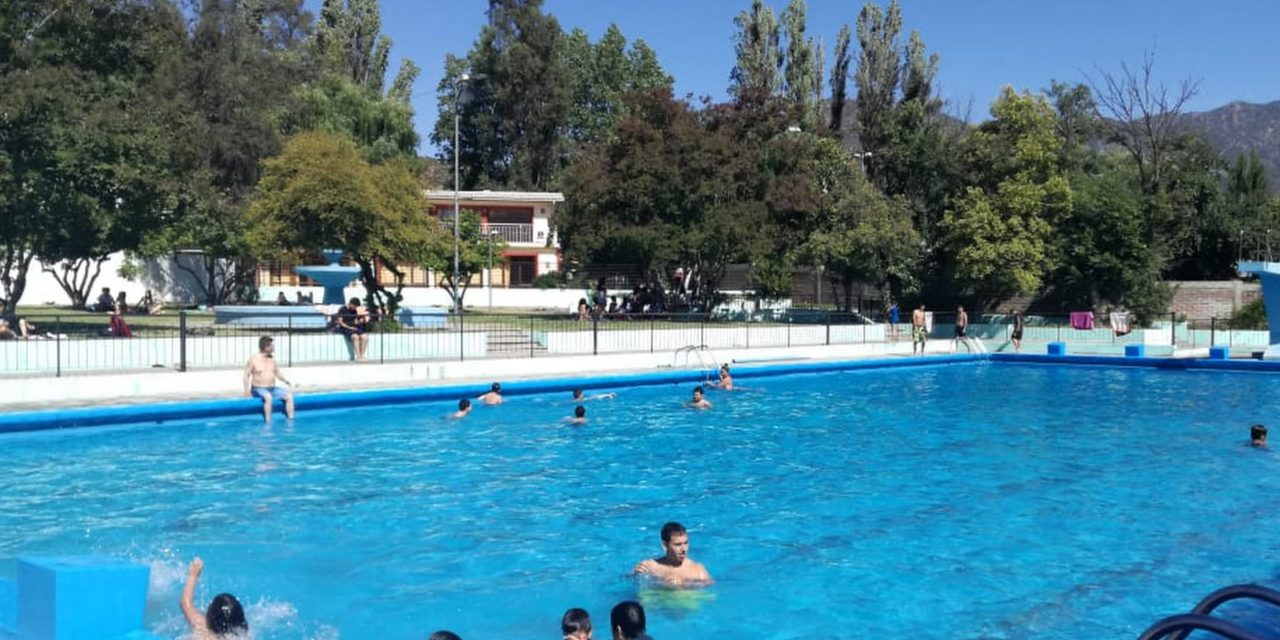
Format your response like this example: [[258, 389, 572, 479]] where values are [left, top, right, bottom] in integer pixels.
[[1110, 312, 1132, 336]]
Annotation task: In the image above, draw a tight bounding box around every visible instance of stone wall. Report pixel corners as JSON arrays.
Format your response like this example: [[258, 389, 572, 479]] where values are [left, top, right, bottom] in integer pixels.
[[1167, 280, 1261, 320]]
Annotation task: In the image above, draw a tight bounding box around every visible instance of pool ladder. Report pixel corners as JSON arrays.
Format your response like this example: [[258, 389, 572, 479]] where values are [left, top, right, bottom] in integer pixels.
[[672, 344, 720, 384], [1137, 584, 1280, 640]]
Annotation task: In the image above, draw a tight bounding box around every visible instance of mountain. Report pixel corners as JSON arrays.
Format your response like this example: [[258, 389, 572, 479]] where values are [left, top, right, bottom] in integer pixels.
[[1180, 100, 1280, 190]]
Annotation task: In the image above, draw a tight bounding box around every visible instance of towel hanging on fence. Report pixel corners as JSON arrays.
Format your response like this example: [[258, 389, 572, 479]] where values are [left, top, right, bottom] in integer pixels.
[[924, 311, 934, 333], [1069, 311, 1095, 330], [1110, 312, 1132, 336]]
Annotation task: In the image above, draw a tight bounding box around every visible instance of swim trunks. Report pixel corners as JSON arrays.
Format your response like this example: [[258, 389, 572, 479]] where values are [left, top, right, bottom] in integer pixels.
[[252, 386, 290, 402], [955, 325, 967, 338], [912, 325, 926, 343], [1011, 329, 1023, 341]]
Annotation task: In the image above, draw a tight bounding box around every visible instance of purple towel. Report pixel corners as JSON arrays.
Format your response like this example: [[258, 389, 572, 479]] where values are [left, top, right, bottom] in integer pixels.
[[1069, 311, 1095, 331]]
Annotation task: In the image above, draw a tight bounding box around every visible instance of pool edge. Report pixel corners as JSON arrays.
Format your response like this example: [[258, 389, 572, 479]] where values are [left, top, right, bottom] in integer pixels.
[[0, 354, 985, 434]]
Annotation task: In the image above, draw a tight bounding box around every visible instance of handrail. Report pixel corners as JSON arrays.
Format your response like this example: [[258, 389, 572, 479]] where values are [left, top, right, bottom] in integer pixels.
[[1166, 584, 1280, 640], [1137, 613, 1272, 640]]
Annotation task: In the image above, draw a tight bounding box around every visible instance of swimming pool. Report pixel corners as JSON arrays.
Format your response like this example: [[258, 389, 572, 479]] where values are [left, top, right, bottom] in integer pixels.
[[2, 361, 1279, 638]]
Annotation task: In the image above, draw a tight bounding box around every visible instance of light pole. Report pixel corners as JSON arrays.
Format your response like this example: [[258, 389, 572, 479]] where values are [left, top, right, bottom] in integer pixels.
[[452, 72, 485, 315], [487, 231, 498, 309]]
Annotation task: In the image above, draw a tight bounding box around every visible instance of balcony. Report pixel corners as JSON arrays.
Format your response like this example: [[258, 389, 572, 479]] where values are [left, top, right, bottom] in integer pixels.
[[437, 219, 538, 245]]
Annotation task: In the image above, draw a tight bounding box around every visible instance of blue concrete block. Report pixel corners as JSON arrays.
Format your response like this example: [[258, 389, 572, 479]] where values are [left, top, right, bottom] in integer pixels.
[[1209, 345, 1230, 360], [1124, 344, 1146, 357], [0, 578, 14, 634], [18, 557, 149, 640], [1047, 342, 1067, 356]]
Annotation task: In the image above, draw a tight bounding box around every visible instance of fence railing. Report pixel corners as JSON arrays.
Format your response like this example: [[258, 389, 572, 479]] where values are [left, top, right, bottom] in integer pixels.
[[0, 309, 1270, 377]]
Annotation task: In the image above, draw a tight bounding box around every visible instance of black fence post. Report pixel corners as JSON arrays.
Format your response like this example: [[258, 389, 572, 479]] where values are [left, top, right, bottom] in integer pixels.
[[55, 315, 62, 378], [1210, 317, 1216, 347], [178, 310, 188, 372], [650, 315, 655, 353], [825, 310, 831, 346], [592, 313, 599, 356], [700, 314, 705, 348], [458, 310, 465, 362], [529, 315, 535, 358], [379, 314, 385, 364], [1170, 312, 1176, 346], [287, 314, 293, 367]]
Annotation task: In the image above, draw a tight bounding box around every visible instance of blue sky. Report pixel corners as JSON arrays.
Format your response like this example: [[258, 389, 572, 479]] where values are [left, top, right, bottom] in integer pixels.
[[337, 0, 1280, 153]]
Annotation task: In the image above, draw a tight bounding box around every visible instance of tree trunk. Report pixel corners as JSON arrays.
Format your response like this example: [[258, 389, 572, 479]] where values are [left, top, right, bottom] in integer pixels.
[[842, 279, 854, 313], [0, 245, 34, 306], [44, 256, 108, 309]]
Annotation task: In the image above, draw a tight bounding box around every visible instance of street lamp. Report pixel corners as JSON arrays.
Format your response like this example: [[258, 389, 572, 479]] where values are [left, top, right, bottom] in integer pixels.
[[452, 72, 485, 314]]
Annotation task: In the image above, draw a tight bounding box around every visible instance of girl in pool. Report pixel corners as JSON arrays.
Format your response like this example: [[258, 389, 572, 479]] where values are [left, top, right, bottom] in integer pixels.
[[181, 557, 248, 638]]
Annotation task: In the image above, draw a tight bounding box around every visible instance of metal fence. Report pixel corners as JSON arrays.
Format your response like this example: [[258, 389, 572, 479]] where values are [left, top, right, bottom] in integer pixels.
[[0, 309, 1269, 378]]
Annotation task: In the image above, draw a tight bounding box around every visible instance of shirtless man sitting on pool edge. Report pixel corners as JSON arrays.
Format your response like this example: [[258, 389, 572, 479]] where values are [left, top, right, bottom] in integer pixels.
[[244, 335, 294, 421], [633, 521, 713, 586]]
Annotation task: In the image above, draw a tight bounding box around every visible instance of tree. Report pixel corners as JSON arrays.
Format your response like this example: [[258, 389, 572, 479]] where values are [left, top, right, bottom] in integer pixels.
[[558, 88, 757, 308], [434, 0, 569, 190], [138, 0, 314, 306], [795, 138, 921, 310], [729, 0, 782, 100], [1090, 51, 1200, 197], [415, 211, 507, 309], [943, 88, 1071, 308], [829, 25, 852, 134], [249, 132, 439, 312], [314, 0, 391, 92], [286, 74, 419, 162], [562, 24, 673, 146], [780, 0, 819, 130], [852, 0, 903, 185], [0, 0, 191, 308]]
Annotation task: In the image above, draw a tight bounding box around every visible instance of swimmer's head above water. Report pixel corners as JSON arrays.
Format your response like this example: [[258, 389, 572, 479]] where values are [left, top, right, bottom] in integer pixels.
[[609, 601, 646, 640], [491, 382, 501, 393], [575, 405, 586, 419], [1252, 423, 1268, 447], [573, 388, 584, 400], [661, 521, 689, 564], [561, 607, 592, 640], [206, 593, 247, 637]]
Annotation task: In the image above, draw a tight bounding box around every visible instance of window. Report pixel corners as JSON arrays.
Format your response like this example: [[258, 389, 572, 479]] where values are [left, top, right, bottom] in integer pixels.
[[378, 263, 431, 287], [509, 256, 536, 287]]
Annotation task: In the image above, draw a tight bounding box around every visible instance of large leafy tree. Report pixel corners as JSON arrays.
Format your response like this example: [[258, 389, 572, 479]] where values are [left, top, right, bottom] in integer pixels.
[[249, 132, 439, 312], [558, 88, 759, 309], [943, 88, 1071, 308], [562, 24, 672, 147], [0, 0, 190, 308], [434, 0, 569, 190], [139, 0, 313, 306]]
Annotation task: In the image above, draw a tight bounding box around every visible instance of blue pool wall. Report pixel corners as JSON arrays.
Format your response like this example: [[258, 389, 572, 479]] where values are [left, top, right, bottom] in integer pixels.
[[7, 352, 1280, 435], [0, 355, 984, 434]]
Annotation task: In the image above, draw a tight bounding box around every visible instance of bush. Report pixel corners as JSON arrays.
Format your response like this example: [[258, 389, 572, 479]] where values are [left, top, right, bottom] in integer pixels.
[[1229, 298, 1268, 330], [531, 271, 570, 290]]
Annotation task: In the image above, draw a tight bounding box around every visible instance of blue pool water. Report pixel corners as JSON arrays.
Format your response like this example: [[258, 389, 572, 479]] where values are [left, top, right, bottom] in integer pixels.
[[3, 361, 1280, 639]]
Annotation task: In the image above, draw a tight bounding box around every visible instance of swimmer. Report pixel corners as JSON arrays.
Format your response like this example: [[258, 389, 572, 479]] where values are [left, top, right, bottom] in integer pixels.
[[567, 405, 587, 425], [181, 557, 248, 639], [686, 386, 712, 409], [572, 388, 617, 401], [610, 601, 648, 640], [1252, 423, 1268, 448], [562, 607, 592, 640], [714, 364, 734, 390], [451, 398, 472, 419], [633, 521, 713, 586], [478, 382, 503, 405], [243, 335, 294, 421], [429, 632, 462, 640]]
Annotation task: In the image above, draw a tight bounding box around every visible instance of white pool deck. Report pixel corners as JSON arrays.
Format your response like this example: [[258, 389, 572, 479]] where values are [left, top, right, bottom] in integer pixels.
[[0, 341, 974, 411]]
